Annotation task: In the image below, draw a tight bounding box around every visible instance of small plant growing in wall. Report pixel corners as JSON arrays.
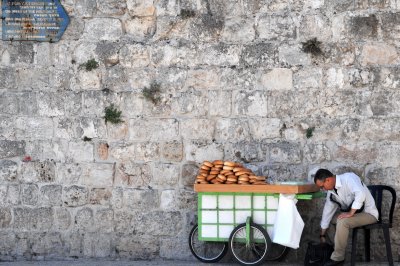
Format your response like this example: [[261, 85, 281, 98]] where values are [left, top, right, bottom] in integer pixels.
[[306, 127, 315, 139], [104, 104, 123, 124], [142, 82, 161, 104], [301, 38, 323, 56], [79, 59, 99, 71]]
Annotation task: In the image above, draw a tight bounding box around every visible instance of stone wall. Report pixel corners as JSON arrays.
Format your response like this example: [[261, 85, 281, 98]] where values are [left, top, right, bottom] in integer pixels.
[[1, 0, 400, 262]]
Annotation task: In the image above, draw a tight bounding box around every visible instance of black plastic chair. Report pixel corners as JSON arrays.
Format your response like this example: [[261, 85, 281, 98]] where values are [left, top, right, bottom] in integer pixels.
[[350, 185, 397, 266]]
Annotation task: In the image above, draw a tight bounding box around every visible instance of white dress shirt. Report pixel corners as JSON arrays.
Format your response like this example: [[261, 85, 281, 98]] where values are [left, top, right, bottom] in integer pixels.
[[320, 172, 379, 229]]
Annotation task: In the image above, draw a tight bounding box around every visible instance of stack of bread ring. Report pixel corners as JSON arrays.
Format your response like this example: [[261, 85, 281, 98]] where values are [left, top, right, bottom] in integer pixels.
[[195, 160, 267, 185]]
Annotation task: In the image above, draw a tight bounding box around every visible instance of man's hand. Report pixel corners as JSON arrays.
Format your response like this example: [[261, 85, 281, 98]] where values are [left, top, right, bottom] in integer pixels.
[[338, 212, 354, 219]]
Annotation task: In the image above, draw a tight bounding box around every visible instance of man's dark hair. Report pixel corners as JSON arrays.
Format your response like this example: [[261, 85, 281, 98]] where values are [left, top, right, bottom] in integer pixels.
[[314, 169, 333, 184]]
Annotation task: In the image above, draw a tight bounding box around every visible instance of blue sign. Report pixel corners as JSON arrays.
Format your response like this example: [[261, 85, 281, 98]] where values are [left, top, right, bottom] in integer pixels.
[[2, 0, 70, 42]]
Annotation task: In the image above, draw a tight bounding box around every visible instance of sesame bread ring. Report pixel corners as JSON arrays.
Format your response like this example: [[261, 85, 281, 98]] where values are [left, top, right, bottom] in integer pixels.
[[224, 161, 236, 167], [238, 176, 249, 182], [255, 176, 266, 181], [227, 177, 238, 182], [232, 167, 246, 172], [209, 170, 220, 175], [217, 174, 227, 181], [222, 165, 234, 170], [206, 175, 217, 181], [213, 164, 224, 169], [210, 167, 221, 171], [210, 178, 220, 184], [196, 175, 206, 180], [227, 175, 237, 179], [213, 160, 224, 165], [200, 165, 211, 171], [235, 170, 251, 176], [223, 171, 234, 176], [203, 161, 213, 167], [199, 169, 209, 175]]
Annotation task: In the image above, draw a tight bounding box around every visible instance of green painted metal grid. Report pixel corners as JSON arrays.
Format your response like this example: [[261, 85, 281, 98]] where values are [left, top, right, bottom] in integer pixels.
[[198, 192, 278, 242]]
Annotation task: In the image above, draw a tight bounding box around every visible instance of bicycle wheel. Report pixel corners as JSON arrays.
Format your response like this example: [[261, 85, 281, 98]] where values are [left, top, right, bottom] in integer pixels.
[[229, 223, 272, 266], [265, 243, 289, 261], [189, 224, 228, 263]]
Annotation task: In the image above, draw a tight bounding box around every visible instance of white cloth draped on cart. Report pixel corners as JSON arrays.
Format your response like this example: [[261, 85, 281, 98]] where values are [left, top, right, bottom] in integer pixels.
[[272, 193, 304, 249]]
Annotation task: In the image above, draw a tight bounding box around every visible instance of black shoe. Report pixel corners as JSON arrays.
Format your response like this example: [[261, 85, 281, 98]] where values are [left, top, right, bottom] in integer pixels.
[[324, 259, 345, 266]]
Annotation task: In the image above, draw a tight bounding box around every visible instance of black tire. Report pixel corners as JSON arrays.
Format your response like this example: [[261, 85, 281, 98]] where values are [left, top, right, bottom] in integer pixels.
[[189, 224, 228, 263], [265, 243, 289, 261], [229, 223, 272, 266]]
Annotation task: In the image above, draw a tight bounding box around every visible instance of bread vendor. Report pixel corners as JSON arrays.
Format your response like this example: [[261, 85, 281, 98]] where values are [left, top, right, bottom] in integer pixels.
[[314, 169, 378, 266]]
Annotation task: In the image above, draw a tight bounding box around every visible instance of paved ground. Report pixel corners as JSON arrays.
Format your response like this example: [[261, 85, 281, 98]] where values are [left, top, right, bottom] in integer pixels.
[[0, 260, 398, 266]]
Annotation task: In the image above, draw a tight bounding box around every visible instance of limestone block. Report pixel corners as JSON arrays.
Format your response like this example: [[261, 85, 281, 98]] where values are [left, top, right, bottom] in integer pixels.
[[132, 142, 160, 162], [185, 68, 220, 89], [115, 162, 151, 187], [97, 0, 126, 15], [208, 90, 232, 116], [129, 118, 179, 141], [381, 13, 400, 40], [96, 41, 122, 67], [83, 18, 123, 41], [0, 140, 25, 159], [365, 166, 400, 187], [333, 142, 377, 164], [261, 164, 306, 182], [171, 89, 207, 117], [232, 90, 268, 117], [188, 14, 224, 43], [0, 117, 15, 140], [53, 208, 71, 230], [80, 163, 114, 187], [214, 118, 251, 142], [278, 44, 311, 66], [89, 188, 112, 205], [361, 43, 398, 66], [355, 0, 390, 9], [375, 144, 400, 167], [125, 17, 156, 42], [15, 117, 53, 140], [326, 68, 345, 89], [40, 185, 62, 207], [304, 143, 331, 163], [257, 14, 296, 41], [0, 68, 16, 89], [221, 16, 255, 43], [349, 15, 378, 40], [108, 143, 135, 162], [0, 92, 18, 115], [19, 91, 38, 116], [180, 119, 214, 140], [0, 185, 20, 206], [0, 160, 17, 182], [299, 14, 332, 42], [63, 18, 85, 41], [373, 67, 400, 89], [63, 232, 83, 257], [151, 163, 180, 188], [369, 90, 400, 116], [358, 118, 400, 141], [95, 142, 109, 162], [127, 0, 156, 16], [111, 187, 123, 210], [0, 208, 12, 228], [241, 43, 277, 67], [37, 92, 66, 117], [63, 91, 83, 117], [160, 235, 193, 260], [160, 189, 176, 210], [74, 43, 97, 65], [161, 140, 183, 162], [267, 142, 302, 164], [119, 44, 150, 68], [63, 186, 88, 207], [197, 43, 241, 66], [75, 0, 97, 17], [21, 184, 39, 206], [261, 68, 293, 90], [78, 69, 102, 90], [4, 43, 34, 64], [30, 232, 63, 257], [115, 235, 159, 259], [74, 207, 94, 231], [114, 209, 138, 233], [19, 160, 56, 183], [120, 92, 144, 118], [135, 211, 183, 236], [16, 67, 50, 90], [293, 67, 323, 89], [13, 207, 53, 231], [224, 141, 265, 163], [248, 118, 282, 140], [184, 140, 224, 162], [83, 233, 112, 257], [181, 163, 198, 187], [68, 141, 94, 162], [94, 209, 114, 233], [176, 189, 197, 211], [56, 163, 82, 184], [123, 188, 159, 209]]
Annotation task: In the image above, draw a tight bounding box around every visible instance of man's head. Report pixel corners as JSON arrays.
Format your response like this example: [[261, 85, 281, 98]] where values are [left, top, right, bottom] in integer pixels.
[[314, 169, 335, 191]]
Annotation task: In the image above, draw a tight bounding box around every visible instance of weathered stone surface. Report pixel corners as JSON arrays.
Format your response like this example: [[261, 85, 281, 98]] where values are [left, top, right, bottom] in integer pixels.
[[63, 186, 88, 207], [261, 68, 293, 90], [30, 232, 63, 257], [349, 15, 378, 39], [180, 119, 214, 140], [40, 185, 62, 206], [232, 90, 268, 117], [125, 17, 157, 42], [13, 207, 53, 231], [97, 0, 126, 15], [224, 141, 265, 163], [240, 43, 277, 66], [0, 160, 17, 182], [0, 140, 25, 159], [248, 118, 282, 140], [221, 17, 255, 43], [19, 160, 56, 183], [94, 209, 114, 233], [0, 208, 12, 228], [361, 43, 398, 66], [151, 163, 180, 188], [80, 163, 114, 187], [257, 14, 296, 41], [21, 184, 39, 206], [68, 141, 94, 162], [129, 118, 179, 141], [116, 235, 159, 259], [53, 207, 71, 230], [75, 207, 94, 231], [119, 44, 150, 68], [214, 118, 251, 141], [123, 189, 159, 209], [161, 140, 183, 162], [83, 233, 112, 257], [115, 162, 151, 187], [89, 188, 112, 205], [0, 185, 20, 206], [83, 18, 123, 41], [184, 140, 224, 162], [181, 163, 198, 187], [135, 211, 183, 236], [127, 0, 155, 16]]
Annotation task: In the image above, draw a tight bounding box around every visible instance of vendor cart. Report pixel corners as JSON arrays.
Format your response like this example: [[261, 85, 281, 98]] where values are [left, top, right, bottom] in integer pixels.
[[189, 183, 321, 266]]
